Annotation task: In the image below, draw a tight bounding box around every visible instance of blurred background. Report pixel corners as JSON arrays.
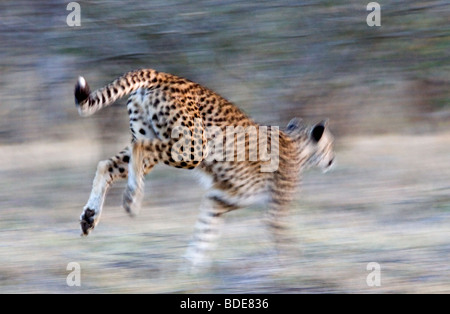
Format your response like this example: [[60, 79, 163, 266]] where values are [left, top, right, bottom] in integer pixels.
[[0, 0, 449, 293]]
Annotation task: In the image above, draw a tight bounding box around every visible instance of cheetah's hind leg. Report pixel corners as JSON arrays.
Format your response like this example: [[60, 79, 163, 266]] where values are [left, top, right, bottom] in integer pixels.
[[123, 140, 148, 216], [123, 135, 207, 216], [80, 148, 130, 235]]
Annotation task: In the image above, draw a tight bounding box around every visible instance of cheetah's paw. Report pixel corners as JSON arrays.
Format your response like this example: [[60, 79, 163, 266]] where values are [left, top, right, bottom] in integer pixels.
[[80, 207, 99, 236]]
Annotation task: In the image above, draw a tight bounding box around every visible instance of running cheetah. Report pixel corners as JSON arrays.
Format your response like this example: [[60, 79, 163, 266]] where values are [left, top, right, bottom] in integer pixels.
[[75, 69, 334, 266]]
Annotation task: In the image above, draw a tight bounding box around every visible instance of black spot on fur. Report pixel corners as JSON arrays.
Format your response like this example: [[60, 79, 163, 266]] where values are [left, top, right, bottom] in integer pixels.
[[139, 129, 146, 135]]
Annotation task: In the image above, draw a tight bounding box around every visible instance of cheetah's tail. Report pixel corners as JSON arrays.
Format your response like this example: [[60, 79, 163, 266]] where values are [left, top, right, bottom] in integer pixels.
[[74, 69, 160, 117]]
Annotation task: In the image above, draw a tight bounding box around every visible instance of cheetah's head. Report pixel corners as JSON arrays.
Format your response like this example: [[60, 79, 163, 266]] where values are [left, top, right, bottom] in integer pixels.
[[286, 118, 335, 172]]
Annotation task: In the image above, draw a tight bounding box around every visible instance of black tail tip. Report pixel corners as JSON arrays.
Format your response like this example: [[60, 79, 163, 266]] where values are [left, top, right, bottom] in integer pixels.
[[74, 76, 90, 106]]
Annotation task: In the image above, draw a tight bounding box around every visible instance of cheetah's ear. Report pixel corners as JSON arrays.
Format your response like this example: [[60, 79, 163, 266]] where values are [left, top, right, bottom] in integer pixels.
[[311, 119, 329, 143], [286, 117, 303, 132]]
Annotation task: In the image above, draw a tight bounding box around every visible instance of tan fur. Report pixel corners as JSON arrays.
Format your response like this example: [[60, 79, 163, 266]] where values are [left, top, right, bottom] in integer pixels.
[[75, 69, 335, 266]]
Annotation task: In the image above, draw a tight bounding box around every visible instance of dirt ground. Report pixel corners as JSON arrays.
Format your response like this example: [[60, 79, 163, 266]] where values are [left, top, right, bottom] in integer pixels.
[[0, 131, 448, 293]]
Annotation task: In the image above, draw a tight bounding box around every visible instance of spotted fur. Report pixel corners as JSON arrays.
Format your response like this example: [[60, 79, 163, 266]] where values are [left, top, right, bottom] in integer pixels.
[[75, 69, 334, 267]]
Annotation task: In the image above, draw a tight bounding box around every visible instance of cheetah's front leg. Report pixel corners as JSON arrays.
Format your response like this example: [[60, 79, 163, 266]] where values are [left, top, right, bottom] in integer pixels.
[[184, 193, 240, 269], [80, 148, 130, 235], [266, 176, 300, 258]]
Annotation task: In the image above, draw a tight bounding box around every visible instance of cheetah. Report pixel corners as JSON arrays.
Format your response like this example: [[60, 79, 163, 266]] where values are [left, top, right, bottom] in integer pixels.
[[74, 69, 334, 266]]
